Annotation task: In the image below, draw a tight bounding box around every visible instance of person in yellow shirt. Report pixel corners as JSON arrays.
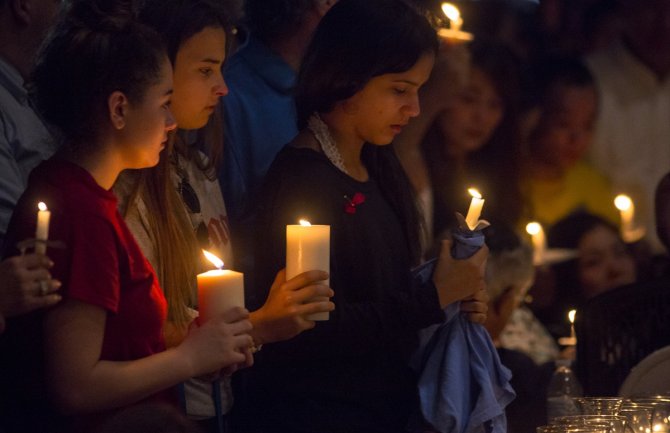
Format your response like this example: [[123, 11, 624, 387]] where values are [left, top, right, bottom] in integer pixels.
[[524, 57, 619, 230]]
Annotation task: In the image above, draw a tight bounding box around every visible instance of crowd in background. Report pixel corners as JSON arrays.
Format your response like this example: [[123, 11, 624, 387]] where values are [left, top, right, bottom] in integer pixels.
[[0, 0, 669, 432]]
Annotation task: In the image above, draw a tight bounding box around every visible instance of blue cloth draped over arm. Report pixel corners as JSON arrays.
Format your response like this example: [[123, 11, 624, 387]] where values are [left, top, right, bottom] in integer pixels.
[[409, 228, 516, 433]]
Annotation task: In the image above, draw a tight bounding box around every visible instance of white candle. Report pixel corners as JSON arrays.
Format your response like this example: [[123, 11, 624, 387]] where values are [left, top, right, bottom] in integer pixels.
[[35, 202, 50, 255], [442, 2, 463, 32], [558, 309, 578, 346], [286, 219, 330, 321], [437, 2, 473, 41], [614, 194, 634, 237], [526, 221, 546, 265], [197, 250, 244, 323], [465, 188, 484, 230]]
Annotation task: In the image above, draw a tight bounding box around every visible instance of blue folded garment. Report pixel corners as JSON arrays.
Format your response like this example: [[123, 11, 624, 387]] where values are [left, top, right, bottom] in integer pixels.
[[409, 229, 515, 433]]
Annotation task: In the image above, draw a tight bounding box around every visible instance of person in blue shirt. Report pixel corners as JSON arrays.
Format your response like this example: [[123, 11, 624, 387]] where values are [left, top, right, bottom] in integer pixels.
[[0, 0, 60, 245], [219, 0, 337, 277]]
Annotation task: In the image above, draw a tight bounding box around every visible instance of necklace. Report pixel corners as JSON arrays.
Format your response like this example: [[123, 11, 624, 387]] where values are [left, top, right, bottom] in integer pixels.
[[307, 113, 348, 175]]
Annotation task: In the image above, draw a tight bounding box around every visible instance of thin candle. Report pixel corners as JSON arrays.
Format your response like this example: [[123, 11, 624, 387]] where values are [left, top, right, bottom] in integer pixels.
[[568, 309, 576, 341], [35, 202, 50, 255], [465, 188, 484, 230], [441, 2, 463, 32], [614, 194, 634, 237], [526, 222, 546, 265], [437, 2, 473, 41]]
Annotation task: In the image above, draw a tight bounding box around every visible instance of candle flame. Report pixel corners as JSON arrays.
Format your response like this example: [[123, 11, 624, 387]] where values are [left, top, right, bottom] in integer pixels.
[[568, 309, 576, 324], [468, 188, 482, 199], [525, 222, 542, 236], [614, 194, 632, 211], [38, 202, 48, 212], [202, 249, 223, 269], [299, 219, 312, 227], [441, 2, 461, 21]]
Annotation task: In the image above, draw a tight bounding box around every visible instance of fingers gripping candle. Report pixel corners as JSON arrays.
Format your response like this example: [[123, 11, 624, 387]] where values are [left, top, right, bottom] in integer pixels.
[[197, 250, 244, 323], [286, 219, 330, 321]]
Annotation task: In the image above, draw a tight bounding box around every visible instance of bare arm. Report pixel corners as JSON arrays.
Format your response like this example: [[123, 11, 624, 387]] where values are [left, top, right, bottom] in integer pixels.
[[45, 300, 252, 414]]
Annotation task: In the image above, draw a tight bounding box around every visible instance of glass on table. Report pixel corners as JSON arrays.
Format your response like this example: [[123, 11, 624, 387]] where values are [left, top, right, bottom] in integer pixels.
[[575, 397, 625, 416], [538, 425, 610, 433], [552, 415, 627, 433], [618, 403, 653, 433], [626, 396, 670, 433], [651, 401, 670, 433]]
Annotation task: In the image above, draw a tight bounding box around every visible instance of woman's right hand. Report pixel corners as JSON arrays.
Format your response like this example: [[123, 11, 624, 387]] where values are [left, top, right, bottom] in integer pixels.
[[432, 238, 488, 309], [0, 253, 62, 334], [177, 306, 253, 377]]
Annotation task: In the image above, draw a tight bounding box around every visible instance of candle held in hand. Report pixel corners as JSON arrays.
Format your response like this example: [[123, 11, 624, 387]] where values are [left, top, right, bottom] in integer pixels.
[[286, 219, 330, 321], [35, 202, 50, 255], [465, 188, 484, 230], [197, 250, 244, 323]]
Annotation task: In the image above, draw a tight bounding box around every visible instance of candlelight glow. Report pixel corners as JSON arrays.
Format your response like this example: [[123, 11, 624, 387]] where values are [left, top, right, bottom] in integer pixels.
[[614, 194, 632, 211], [468, 188, 482, 199], [202, 249, 224, 269], [299, 219, 312, 227], [568, 309, 576, 324], [38, 202, 47, 212], [441, 2, 460, 22], [526, 222, 541, 236]]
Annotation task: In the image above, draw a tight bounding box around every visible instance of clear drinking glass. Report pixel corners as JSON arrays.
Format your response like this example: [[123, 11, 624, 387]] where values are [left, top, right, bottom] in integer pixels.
[[575, 398, 625, 416], [618, 403, 653, 433], [553, 415, 626, 433], [538, 425, 609, 433]]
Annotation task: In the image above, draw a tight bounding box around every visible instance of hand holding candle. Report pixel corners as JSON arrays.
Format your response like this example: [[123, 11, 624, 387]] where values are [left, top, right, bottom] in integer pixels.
[[197, 250, 244, 324], [35, 202, 50, 255], [286, 219, 330, 321]]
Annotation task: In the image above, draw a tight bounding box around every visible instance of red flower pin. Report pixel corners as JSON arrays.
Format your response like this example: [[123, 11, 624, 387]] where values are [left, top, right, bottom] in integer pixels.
[[344, 192, 366, 214]]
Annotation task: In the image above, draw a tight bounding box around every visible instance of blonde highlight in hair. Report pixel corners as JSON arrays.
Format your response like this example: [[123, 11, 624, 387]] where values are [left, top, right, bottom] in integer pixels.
[[124, 135, 201, 329]]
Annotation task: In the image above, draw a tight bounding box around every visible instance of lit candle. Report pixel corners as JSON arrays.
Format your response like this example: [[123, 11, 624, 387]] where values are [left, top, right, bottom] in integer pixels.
[[526, 221, 546, 265], [442, 2, 462, 32], [286, 219, 330, 321], [614, 194, 634, 236], [197, 250, 244, 323], [558, 309, 578, 346], [465, 188, 484, 230], [35, 202, 50, 255], [437, 2, 474, 42]]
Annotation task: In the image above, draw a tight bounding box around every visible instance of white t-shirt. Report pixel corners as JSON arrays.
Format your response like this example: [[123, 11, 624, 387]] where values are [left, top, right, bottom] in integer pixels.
[[586, 40, 670, 253]]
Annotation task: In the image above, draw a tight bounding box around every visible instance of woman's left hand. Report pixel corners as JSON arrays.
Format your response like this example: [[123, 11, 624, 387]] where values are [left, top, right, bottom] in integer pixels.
[[460, 288, 489, 324]]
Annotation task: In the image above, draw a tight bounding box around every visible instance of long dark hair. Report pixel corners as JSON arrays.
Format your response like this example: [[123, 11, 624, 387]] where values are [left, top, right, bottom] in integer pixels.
[[296, 0, 438, 265], [31, 0, 166, 151]]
